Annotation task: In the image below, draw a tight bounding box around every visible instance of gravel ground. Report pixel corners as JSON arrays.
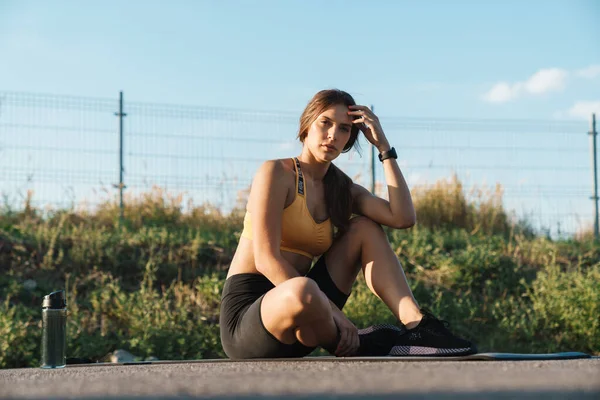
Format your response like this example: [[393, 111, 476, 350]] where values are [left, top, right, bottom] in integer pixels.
[[1, 358, 599, 399]]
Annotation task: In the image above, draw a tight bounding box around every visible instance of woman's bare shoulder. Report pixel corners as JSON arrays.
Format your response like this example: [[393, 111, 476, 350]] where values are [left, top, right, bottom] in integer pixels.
[[246, 158, 296, 209], [254, 158, 296, 182]]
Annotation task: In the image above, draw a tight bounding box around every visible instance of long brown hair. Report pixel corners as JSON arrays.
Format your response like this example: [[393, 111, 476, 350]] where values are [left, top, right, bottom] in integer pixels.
[[297, 89, 362, 236]]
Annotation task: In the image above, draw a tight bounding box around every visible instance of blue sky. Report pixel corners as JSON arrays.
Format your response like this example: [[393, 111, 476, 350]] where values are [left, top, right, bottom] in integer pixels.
[[1, 0, 599, 118], [1, 0, 600, 236]]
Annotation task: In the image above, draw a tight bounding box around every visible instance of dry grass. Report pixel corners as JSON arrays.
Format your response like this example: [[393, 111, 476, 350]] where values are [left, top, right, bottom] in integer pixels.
[[410, 173, 531, 237]]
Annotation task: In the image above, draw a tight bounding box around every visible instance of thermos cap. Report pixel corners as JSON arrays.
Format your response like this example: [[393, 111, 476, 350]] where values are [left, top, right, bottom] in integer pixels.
[[42, 290, 67, 309]]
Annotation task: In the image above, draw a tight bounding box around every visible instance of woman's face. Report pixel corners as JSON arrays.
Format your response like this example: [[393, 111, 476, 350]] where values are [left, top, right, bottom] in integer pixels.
[[305, 104, 353, 162]]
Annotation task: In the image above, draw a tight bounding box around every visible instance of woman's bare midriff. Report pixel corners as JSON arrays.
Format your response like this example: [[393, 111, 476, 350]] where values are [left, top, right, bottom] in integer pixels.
[[226, 237, 314, 279]]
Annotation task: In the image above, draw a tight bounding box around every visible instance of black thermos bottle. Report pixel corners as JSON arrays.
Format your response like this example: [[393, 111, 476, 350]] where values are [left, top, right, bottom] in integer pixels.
[[40, 290, 67, 368]]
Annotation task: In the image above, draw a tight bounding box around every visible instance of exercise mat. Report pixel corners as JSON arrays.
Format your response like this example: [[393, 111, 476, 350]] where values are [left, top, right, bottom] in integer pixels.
[[66, 352, 593, 367]]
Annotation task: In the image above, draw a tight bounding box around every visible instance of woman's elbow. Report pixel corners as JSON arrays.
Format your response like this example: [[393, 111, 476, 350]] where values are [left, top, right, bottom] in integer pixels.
[[392, 214, 416, 229]]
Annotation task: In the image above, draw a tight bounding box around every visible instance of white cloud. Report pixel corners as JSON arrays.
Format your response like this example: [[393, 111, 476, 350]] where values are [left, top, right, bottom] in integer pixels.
[[483, 82, 519, 103], [523, 68, 568, 94], [576, 65, 600, 79], [566, 101, 600, 120], [483, 68, 568, 103]]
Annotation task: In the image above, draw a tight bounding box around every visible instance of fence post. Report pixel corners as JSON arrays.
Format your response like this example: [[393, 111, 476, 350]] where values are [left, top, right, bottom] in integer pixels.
[[369, 104, 375, 195], [114, 91, 127, 224], [589, 113, 599, 240]]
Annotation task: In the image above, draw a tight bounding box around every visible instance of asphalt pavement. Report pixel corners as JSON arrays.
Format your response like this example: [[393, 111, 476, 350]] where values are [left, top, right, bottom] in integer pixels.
[[1, 357, 599, 399]]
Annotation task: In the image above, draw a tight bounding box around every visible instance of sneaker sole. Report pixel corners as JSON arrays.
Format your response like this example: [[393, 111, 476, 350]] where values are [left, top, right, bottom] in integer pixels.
[[389, 345, 476, 357]]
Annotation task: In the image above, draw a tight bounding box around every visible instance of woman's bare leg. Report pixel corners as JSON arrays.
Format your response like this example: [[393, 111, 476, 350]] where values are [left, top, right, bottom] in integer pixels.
[[259, 215, 422, 351], [324, 216, 423, 329], [260, 276, 339, 348]]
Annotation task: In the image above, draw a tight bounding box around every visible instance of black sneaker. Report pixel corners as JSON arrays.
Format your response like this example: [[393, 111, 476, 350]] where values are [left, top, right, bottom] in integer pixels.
[[355, 324, 406, 356], [389, 309, 477, 356]]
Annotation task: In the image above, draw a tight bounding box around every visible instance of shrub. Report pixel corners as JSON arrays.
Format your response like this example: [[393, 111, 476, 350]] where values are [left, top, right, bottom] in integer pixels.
[[1, 176, 598, 369]]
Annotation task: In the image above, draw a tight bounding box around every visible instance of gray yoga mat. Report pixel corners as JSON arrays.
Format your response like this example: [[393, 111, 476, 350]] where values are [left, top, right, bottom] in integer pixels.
[[66, 352, 593, 367]]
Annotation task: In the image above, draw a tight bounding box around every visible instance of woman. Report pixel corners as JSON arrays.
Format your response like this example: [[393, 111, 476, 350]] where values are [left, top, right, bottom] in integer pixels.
[[220, 89, 476, 359]]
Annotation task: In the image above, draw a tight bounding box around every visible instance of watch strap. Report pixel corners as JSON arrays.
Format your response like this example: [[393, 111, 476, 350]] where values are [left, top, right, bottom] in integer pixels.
[[378, 147, 397, 162]]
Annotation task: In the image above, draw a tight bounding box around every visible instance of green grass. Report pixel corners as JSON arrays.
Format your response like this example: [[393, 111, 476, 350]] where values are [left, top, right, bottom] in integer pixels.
[[1, 181, 598, 368]]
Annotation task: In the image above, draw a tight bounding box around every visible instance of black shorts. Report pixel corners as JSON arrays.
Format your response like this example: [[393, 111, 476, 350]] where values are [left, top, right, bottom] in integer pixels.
[[219, 255, 349, 359]]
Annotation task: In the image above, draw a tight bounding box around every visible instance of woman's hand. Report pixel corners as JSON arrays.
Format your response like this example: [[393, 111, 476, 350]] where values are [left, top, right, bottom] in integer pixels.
[[331, 308, 360, 357], [348, 105, 390, 152]]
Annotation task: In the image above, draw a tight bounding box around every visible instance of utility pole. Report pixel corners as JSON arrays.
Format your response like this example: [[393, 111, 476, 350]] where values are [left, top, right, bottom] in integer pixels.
[[589, 113, 598, 239], [114, 91, 127, 224]]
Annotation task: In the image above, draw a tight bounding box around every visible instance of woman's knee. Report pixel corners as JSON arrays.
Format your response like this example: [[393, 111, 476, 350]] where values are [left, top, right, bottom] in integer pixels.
[[281, 277, 329, 318], [347, 215, 384, 237]]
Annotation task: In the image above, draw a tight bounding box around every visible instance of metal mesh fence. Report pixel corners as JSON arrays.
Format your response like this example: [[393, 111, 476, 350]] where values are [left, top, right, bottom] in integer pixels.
[[0, 91, 594, 238]]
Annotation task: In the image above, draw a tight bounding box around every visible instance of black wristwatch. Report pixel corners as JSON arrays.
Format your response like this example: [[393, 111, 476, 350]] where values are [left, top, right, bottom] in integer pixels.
[[378, 147, 397, 162]]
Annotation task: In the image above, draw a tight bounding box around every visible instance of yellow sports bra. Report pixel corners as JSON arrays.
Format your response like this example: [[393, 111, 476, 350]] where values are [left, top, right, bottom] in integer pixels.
[[240, 157, 334, 259]]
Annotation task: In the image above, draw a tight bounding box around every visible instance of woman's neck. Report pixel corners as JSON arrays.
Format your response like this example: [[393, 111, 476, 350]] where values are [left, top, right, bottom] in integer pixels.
[[297, 152, 330, 181]]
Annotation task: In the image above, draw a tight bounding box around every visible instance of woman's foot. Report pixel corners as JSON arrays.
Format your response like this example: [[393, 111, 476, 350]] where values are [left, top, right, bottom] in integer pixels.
[[354, 310, 477, 357], [355, 324, 407, 356], [389, 309, 477, 356]]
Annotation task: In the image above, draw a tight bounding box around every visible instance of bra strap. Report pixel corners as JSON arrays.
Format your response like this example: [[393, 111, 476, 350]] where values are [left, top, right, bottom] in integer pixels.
[[293, 157, 305, 196]]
